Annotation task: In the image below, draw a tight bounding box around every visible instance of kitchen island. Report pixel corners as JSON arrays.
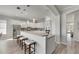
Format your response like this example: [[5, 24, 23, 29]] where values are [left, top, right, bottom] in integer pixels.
[[20, 31, 56, 54]]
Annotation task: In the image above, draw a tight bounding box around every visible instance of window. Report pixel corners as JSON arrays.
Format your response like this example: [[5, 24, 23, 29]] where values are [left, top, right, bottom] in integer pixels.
[[0, 20, 6, 34]]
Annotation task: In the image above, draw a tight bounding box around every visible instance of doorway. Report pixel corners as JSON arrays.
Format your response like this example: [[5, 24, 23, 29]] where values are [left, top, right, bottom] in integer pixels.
[[13, 25, 21, 39]]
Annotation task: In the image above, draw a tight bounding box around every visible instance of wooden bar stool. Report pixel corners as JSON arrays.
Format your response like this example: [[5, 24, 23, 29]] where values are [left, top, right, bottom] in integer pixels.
[[21, 38, 28, 49], [24, 40, 36, 54], [16, 35, 23, 44], [19, 37, 26, 46]]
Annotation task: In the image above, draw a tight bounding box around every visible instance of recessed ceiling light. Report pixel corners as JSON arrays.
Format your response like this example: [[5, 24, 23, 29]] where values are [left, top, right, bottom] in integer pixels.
[[27, 5, 30, 7], [17, 6, 20, 10]]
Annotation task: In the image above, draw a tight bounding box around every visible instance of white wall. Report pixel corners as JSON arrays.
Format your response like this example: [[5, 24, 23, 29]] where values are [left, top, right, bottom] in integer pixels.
[[55, 15, 60, 43], [74, 13, 79, 41], [46, 6, 60, 43], [61, 14, 67, 44], [49, 6, 60, 44], [45, 15, 56, 35]]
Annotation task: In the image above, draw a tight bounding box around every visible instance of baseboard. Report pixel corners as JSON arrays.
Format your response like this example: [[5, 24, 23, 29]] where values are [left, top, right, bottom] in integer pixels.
[[74, 40, 79, 42], [55, 41, 61, 44], [55, 41, 67, 45], [61, 42, 67, 45]]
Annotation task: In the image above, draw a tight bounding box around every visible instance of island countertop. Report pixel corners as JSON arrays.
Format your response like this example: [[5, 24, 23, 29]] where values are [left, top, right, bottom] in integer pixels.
[[20, 30, 54, 37]]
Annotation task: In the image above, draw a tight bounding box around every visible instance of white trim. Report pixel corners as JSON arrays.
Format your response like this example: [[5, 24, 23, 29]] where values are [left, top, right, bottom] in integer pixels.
[[55, 41, 60, 44], [46, 5, 60, 15], [74, 40, 79, 42], [61, 42, 67, 45], [55, 40, 67, 45]]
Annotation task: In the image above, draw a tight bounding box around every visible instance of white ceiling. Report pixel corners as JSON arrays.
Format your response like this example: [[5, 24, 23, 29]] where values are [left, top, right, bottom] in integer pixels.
[[55, 5, 73, 13], [0, 5, 75, 21], [0, 5, 51, 20]]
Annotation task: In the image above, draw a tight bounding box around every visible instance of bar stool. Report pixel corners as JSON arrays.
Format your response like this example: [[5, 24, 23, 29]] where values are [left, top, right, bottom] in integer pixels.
[[19, 37, 28, 48], [24, 40, 36, 54], [16, 35, 23, 44], [21, 38, 28, 49], [0, 33, 2, 40]]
